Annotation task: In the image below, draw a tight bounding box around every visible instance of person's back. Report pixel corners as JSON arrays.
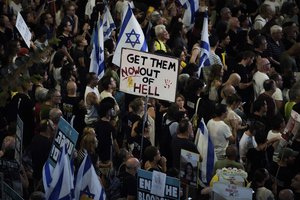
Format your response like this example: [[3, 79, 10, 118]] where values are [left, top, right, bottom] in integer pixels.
[[171, 119, 198, 169]]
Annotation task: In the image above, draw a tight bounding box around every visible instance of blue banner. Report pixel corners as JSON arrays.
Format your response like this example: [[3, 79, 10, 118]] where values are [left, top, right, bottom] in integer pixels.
[[137, 169, 180, 200]]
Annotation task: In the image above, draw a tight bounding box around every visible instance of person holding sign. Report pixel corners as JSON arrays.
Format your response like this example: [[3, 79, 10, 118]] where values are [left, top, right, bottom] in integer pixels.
[[171, 118, 199, 170]]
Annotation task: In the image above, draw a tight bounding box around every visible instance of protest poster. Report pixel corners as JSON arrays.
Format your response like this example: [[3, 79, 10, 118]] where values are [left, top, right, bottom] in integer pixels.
[[16, 12, 32, 48], [137, 169, 180, 200], [48, 117, 79, 167], [180, 149, 199, 187], [212, 182, 253, 200], [15, 115, 23, 166], [120, 48, 179, 102]]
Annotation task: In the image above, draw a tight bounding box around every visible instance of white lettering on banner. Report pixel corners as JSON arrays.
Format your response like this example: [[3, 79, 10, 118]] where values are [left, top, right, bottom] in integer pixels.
[[138, 177, 178, 199], [138, 192, 168, 200]]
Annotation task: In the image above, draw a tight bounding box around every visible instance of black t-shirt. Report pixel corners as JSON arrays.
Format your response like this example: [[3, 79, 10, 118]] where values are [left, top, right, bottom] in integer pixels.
[[246, 146, 274, 181], [269, 162, 297, 193], [58, 34, 73, 50], [120, 172, 137, 198], [95, 119, 116, 162], [171, 136, 199, 169], [61, 96, 81, 122], [30, 134, 52, 180]]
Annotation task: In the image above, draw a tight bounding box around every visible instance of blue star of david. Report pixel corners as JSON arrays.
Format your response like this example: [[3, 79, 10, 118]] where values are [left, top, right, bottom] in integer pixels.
[[125, 29, 141, 48], [80, 186, 95, 199]]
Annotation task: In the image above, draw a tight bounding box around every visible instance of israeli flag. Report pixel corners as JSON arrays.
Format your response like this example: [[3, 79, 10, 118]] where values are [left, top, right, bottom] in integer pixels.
[[195, 118, 216, 185], [182, 0, 199, 30], [42, 145, 74, 199], [198, 10, 210, 77], [89, 18, 105, 79], [103, 6, 116, 41], [112, 4, 148, 67], [75, 152, 106, 200]]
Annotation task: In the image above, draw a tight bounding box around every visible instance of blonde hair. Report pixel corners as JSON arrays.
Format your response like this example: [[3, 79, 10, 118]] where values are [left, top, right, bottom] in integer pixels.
[[80, 131, 97, 154]]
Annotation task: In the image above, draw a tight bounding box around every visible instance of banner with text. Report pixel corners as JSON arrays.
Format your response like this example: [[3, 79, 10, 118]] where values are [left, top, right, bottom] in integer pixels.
[[137, 169, 180, 200], [48, 117, 79, 167], [120, 48, 179, 102]]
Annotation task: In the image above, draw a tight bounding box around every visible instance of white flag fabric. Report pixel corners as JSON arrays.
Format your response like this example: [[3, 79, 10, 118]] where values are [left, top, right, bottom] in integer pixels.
[[89, 19, 105, 79], [42, 145, 74, 200], [112, 4, 148, 67], [75, 152, 106, 200], [182, 0, 199, 30], [198, 10, 210, 77], [195, 118, 216, 185], [103, 6, 116, 41]]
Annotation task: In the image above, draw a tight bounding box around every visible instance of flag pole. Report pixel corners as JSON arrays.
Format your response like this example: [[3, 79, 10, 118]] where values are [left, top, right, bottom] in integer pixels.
[[139, 95, 149, 161]]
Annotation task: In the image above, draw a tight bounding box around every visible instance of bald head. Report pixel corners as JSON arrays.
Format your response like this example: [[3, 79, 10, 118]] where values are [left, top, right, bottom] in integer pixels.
[[222, 85, 236, 99], [67, 80, 77, 95], [227, 73, 241, 87], [126, 157, 140, 175], [278, 189, 294, 200]]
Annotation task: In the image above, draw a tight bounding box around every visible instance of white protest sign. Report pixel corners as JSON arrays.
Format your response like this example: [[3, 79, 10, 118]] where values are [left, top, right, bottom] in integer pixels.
[[16, 12, 32, 48], [212, 182, 253, 200], [150, 170, 166, 197], [120, 48, 179, 102]]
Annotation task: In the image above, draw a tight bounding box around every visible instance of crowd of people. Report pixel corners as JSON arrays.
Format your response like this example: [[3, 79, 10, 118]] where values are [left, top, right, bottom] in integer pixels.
[[1, 0, 300, 199]]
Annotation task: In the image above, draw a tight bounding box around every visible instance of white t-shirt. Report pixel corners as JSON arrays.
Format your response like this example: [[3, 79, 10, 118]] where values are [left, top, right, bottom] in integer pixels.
[[254, 15, 267, 30], [207, 119, 232, 160], [84, 86, 100, 106], [253, 71, 269, 100], [256, 187, 275, 200], [239, 132, 257, 163], [267, 130, 283, 161]]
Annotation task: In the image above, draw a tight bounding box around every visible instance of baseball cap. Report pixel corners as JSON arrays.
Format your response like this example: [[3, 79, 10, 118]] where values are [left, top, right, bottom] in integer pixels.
[[278, 148, 299, 160]]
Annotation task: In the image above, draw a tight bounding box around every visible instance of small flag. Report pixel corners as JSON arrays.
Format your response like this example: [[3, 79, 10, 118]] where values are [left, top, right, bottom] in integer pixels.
[[197, 10, 210, 77], [103, 6, 116, 41], [75, 152, 106, 200], [89, 18, 105, 79], [112, 4, 148, 67], [182, 0, 199, 30], [195, 118, 216, 185]]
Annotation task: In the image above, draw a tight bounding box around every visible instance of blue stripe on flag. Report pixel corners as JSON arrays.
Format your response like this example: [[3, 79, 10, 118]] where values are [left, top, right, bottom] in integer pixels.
[[116, 6, 131, 45]]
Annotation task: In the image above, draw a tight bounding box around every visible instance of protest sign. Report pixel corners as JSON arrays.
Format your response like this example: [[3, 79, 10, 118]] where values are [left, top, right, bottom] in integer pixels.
[[48, 117, 79, 167], [180, 149, 199, 187], [120, 48, 179, 102], [16, 12, 32, 48], [212, 182, 253, 200], [137, 169, 180, 200], [15, 115, 23, 165]]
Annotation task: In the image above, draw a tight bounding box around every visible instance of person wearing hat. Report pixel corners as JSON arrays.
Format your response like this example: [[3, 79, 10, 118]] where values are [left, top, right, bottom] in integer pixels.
[[269, 147, 299, 194]]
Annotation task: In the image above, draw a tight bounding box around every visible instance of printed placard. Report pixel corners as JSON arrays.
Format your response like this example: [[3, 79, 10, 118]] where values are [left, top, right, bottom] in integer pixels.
[[120, 48, 179, 102], [137, 169, 180, 200], [180, 149, 199, 187], [48, 117, 79, 167], [16, 12, 32, 48]]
